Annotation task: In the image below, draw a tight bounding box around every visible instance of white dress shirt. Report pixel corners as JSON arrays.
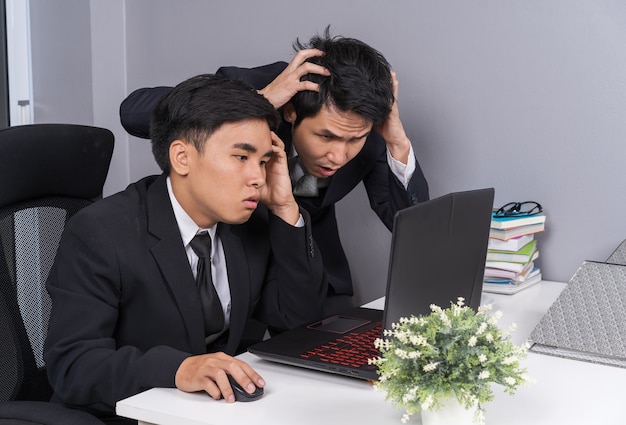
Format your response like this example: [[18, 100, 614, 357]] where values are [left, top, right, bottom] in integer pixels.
[[165, 177, 305, 336], [166, 177, 232, 327], [387, 143, 417, 189]]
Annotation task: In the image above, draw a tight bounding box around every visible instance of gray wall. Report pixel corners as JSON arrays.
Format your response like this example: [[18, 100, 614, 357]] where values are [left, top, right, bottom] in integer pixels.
[[28, 0, 626, 305], [29, 0, 92, 126]]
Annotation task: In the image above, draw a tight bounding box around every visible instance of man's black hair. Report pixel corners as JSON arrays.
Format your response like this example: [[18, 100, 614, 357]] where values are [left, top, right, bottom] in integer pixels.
[[150, 74, 281, 174], [291, 26, 394, 127]]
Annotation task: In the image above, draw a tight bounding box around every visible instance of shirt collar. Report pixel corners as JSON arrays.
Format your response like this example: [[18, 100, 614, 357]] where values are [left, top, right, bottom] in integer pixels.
[[166, 176, 217, 247]]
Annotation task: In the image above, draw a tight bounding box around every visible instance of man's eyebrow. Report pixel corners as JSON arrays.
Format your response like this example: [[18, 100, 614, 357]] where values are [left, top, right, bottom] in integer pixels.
[[233, 143, 274, 158], [232, 142, 257, 152], [351, 130, 371, 140], [319, 129, 371, 140]]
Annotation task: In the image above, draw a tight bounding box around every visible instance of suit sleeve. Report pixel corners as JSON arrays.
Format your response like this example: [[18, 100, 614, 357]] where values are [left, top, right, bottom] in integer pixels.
[[362, 131, 430, 230], [43, 216, 189, 415], [119, 62, 288, 139], [253, 208, 328, 331], [216, 61, 288, 89], [119, 86, 173, 139]]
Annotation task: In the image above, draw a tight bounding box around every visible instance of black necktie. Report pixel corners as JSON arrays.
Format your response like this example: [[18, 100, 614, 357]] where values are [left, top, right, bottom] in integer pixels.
[[189, 232, 224, 336]]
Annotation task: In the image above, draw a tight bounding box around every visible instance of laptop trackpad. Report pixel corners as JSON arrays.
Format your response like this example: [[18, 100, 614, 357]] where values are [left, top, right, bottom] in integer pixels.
[[306, 315, 371, 334]]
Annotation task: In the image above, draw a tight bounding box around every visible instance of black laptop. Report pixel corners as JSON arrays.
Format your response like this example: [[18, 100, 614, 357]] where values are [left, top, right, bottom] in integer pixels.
[[248, 188, 495, 380]]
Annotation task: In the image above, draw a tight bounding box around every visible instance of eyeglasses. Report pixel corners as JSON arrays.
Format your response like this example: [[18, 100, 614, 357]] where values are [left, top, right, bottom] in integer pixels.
[[493, 201, 542, 218]]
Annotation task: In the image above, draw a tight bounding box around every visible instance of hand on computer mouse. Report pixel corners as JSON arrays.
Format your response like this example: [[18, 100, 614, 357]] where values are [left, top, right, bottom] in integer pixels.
[[227, 374, 264, 402]]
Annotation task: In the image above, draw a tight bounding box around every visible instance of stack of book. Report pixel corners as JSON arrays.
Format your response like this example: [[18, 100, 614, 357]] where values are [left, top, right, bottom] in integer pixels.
[[483, 213, 546, 294]]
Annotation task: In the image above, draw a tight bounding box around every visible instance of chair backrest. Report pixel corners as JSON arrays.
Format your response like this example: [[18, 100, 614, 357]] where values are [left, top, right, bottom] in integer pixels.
[[0, 124, 114, 402]]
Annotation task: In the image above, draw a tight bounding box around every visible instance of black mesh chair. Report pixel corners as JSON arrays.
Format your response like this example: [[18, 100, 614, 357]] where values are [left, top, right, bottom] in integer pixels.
[[0, 124, 114, 424]]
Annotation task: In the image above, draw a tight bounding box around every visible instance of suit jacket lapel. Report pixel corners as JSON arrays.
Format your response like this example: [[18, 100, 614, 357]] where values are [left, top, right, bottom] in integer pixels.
[[323, 132, 384, 204], [218, 223, 250, 352], [146, 175, 206, 354], [323, 154, 368, 205]]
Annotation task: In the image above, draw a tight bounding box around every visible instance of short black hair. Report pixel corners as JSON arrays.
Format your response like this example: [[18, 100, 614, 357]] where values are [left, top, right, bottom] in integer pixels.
[[291, 26, 394, 127], [150, 74, 281, 174]]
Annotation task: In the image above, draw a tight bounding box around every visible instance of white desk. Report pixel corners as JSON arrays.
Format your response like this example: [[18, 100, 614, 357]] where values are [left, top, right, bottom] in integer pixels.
[[116, 281, 626, 424]]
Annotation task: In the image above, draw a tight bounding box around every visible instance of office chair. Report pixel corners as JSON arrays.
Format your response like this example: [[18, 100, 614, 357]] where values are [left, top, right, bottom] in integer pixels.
[[0, 124, 114, 425]]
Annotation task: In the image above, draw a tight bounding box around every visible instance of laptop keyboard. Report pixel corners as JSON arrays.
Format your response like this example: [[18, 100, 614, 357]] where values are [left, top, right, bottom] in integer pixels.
[[299, 322, 382, 369]]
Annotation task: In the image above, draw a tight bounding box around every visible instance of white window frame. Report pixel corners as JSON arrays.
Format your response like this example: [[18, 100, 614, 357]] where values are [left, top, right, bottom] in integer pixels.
[[5, 0, 33, 125]]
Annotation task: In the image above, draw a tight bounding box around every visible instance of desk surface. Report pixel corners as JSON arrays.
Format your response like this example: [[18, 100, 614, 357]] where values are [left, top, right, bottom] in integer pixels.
[[116, 281, 626, 424]]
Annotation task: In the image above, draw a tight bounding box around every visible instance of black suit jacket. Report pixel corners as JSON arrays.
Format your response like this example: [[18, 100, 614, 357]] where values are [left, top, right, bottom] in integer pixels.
[[44, 174, 326, 417], [119, 62, 429, 295]]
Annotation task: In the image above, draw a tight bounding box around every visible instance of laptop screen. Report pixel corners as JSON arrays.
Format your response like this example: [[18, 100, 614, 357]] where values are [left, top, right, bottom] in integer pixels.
[[382, 188, 494, 330]]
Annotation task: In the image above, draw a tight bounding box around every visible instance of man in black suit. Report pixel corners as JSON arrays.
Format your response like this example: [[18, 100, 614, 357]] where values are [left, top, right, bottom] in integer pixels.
[[120, 28, 429, 315], [44, 74, 327, 423]]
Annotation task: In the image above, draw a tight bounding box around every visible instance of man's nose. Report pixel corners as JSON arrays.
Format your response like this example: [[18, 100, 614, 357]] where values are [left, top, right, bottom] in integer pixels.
[[248, 165, 265, 187], [326, 143, 348, 165]]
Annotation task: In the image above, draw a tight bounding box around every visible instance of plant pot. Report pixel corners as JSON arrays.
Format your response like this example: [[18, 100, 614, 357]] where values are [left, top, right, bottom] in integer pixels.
[[420, 397, 477, 425]]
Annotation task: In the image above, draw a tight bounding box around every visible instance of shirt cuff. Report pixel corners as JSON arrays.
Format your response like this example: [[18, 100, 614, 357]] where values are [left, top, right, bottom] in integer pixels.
[[294, 213, 305, 228], [387, 143, 416, 189]]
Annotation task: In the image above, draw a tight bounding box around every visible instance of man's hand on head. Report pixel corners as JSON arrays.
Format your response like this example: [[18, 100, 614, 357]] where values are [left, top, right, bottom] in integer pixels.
[[258, 49, 330, 109], [376, 70, 412, 165], [260, 132, 301, 225]]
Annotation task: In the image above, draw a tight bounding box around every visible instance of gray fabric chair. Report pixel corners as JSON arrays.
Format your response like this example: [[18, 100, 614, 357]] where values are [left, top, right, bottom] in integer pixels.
[[0, 124, 114, 424]]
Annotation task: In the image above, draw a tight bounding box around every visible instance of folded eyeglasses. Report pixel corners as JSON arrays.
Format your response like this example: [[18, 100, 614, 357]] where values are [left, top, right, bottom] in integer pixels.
[[493, 201, 542, 218]]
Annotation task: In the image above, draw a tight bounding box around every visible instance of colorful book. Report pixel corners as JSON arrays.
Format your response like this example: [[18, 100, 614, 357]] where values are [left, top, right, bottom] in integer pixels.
[[485, 255, 537, 273], [487, 234, 534, 252], [484, 267, 541, 284], [489, 223, 545, 241], [484, 261, 535, 278], [491, 214, 546, 230], [483, 270, 542, 295], [487, 240, 538, 263]]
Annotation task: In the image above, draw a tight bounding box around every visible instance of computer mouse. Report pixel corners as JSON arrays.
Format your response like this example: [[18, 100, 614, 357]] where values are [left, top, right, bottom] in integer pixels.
[[227, 374, 264, 402]]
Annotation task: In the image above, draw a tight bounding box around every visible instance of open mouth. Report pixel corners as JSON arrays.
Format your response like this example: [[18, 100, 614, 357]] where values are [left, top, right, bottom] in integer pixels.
[[317, 166, 338, 177]]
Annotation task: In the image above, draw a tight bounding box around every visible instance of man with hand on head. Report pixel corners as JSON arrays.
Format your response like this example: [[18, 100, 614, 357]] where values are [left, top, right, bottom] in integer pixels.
[[45, 74, 327, 424], [120, 27, 429, 317]]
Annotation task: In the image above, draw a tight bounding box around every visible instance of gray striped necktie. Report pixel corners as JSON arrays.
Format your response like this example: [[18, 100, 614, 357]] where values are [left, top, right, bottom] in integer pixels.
[[289, 156, 319, 197]]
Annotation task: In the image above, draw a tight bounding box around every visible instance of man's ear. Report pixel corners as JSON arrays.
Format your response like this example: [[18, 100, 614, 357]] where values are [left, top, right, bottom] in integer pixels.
[[169, 140, 190, 176], [283, 102, 297, 125]]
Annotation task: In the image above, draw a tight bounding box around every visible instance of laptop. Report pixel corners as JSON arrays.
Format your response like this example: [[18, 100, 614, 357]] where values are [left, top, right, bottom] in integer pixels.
[[248, 188, 495, 380]]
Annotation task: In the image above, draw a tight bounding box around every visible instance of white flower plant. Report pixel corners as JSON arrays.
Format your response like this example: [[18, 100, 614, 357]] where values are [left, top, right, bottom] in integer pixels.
[[369, 298, 531, 424]]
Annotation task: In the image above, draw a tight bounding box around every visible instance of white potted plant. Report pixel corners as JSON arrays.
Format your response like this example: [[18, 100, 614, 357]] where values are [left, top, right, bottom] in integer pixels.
[[369, 298, 531, 424]]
